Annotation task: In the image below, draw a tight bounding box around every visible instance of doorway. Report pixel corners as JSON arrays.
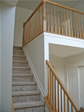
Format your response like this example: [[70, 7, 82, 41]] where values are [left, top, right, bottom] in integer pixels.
[[67, 66, 84, 107]]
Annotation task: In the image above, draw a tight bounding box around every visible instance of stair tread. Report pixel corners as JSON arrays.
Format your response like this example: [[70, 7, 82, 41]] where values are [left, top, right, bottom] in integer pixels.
[[12, 74, 33, 77], [14, 101, 45, 109], [13, 46, 22, 48], [13, 50, 23, 53], [12, 91, 40, 96], [13, 55, 25, 57], [12, 82, 37, 86], [13, 61, 27, 63], [13, 67, 30, 69]]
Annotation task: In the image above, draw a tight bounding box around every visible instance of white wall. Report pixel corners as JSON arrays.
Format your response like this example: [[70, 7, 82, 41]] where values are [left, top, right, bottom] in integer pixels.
[[64, 53, 84, 66], [1, 3, 16, 112], [74, 1, 84, 12], [0, 2, 1, 111], [24, 34, 45, 91], [49, 55, 65, 84], [14, 7, 33, 47]]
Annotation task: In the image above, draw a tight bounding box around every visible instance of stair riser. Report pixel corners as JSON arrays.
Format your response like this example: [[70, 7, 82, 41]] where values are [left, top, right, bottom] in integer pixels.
[[13, 52, 24, 55], [13, 63, 28, 67], [13, 57, 26, 61], [13, 68, 30, 70], [14, 106, 44, 112], [12, 77, 33, 82], [12, 85, 37, 92], [13, 95, 40, 103], [13, 70, 30, 74], [13, 47, 22, 51]]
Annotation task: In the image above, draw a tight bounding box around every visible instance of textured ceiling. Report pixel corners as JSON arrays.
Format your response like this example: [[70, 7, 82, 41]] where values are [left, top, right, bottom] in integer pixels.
[[49, 44, 84, 58]]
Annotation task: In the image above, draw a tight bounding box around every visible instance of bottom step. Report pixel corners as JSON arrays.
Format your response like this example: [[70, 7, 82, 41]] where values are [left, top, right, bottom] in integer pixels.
[[14, 101, 45, 112]]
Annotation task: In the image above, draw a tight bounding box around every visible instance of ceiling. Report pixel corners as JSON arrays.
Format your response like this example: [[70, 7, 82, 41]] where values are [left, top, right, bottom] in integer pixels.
[[49, 44, 84, 58], [1, 0, 19, 6], [17, 0, 83, 11]]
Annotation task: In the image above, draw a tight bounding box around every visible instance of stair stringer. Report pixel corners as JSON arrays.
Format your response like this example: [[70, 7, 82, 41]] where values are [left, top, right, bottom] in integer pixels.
[[23, 47, 45, 99]]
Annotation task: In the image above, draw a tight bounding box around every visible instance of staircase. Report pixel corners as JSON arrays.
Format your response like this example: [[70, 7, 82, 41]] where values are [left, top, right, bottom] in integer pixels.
[[12, 47, 45, 112]]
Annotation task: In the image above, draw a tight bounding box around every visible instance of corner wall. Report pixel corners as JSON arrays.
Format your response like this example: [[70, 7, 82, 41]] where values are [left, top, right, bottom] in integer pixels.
[[1, 3, 16, 112], [14, 7, 32, 47], [0, 2, 1, 111]]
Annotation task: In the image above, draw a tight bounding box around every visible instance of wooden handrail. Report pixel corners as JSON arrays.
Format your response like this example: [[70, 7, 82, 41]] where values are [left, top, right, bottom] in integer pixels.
[[46, 0, 84, 15], [11, 98, 14, 112], [46, 60, 80, 112]]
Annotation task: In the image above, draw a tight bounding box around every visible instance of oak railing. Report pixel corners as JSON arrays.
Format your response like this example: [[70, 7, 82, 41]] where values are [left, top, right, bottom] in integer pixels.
[[44, 60, 80, 112], [23, 0, 84, 46]]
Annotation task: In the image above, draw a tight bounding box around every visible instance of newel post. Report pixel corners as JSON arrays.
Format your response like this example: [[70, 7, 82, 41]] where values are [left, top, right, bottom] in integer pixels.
[[79, 108, 84, 112], [23, 22, 25, 47], [42, 0, 46, 32]]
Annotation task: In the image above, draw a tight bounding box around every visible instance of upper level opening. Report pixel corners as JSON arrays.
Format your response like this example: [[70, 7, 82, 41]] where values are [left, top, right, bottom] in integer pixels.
[[23, 0, 84, 46]]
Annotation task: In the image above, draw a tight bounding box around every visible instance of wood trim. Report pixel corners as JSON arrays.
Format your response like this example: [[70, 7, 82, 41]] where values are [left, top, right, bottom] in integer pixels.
[[46, 60, 80, 111], [46, 0, 84, 15]]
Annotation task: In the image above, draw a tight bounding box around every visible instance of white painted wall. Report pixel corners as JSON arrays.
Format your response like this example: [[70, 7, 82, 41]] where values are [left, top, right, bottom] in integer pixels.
[[64, 53, 84, 66], [0, 2, 1, 111], [49, 55, 65, 84], [74, 1, 84, 12], [1, 3, 16, 112], [23, 34, 45, 91], [14, 7, 33, 47]]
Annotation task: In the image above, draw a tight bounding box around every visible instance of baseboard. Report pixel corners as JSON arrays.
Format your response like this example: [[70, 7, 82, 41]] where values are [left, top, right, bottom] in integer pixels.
[[23, 47, 45, 97]]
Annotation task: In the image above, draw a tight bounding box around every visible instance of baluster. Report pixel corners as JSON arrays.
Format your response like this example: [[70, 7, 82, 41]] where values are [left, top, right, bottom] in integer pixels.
[[76, 13, 78, 37], [51, 4, 53, 32], [29, 20, 31, 42], [47, 3, 49, 31], [67, 9, 69, 35], [43, 0, 46, 32], [57, 6, 60, 34], [61, 8, 63, 34], [23, 23, 25, 46], [26, 24, 28, 43], [61, 87, 62, 112], [37, 10, 38, 35], [83, 15, 84, 38], [48, 66, 49, 100], [39, 8, 40, 34], [73, 12, 75, 37], [78, 13, 81, 38], [70, 10, 72, 36], [55, 78, 56, 112], [67, 98, 69, 112], [64, 8, 66, 35], [54, 5, 56, 33], [58, 81, 59, 112], [81, 14, 83, 38], [64, 91, 66, 112], [52, 73, 54, 109], [50, 69, 52, 104], [71, 104, 73, 112]]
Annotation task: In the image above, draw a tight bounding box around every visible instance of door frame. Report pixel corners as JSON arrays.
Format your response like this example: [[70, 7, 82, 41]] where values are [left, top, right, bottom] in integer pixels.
[[66, 62, 84, 107]]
